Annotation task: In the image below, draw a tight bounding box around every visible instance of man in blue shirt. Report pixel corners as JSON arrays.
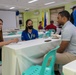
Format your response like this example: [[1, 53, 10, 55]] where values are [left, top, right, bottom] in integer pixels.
[[21, 19, 38, 41], [73, 6, 76, 26], [70, 5, 76, 26]]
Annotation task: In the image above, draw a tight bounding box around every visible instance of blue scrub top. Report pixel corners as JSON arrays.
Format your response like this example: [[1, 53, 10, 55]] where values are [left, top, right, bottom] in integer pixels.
[[21, 29, 38, 41]]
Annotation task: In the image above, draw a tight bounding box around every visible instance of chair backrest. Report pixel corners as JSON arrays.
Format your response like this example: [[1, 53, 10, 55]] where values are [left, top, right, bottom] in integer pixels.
[[48, 29, 55, 33], [51, 29, 55, 34], [17, 31, 22, 34], [8, 32, 15, 35], [48, 29, 52, 33], [0, 61, 2, 65], [39, 34, 44, 38], [45, 31, 50, 37], [39, 46, 59, 75], [47, 29, 53, 37]]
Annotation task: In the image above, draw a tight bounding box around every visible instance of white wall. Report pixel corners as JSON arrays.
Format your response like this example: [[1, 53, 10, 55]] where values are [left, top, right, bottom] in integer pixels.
[[0, 10, 17, 31]]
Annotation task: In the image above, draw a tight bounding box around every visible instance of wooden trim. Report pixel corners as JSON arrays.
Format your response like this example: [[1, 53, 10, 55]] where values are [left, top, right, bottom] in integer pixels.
[[50, 6, 65, 11]]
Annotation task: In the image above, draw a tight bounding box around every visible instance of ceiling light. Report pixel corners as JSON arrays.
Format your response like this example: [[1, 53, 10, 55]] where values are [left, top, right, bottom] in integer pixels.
[[9, 7, 15, 9], [25, 8, 29, 11], [28, 0, 38, 3], [44, 1, 55, 5]]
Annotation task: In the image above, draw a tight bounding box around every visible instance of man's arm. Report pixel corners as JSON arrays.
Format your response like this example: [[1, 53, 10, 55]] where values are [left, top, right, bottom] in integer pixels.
[[57, 41, 69, 53]]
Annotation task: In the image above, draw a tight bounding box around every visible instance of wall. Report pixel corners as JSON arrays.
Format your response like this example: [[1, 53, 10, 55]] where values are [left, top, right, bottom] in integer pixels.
[[22, 8, 50, 30], [0, 10, 17, 30], [65, 1, 76, 13], [21, 1, 76, 30]]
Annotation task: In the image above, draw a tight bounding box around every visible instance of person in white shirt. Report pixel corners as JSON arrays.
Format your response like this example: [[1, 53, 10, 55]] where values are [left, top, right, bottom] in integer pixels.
[[48, 10, 76, 75], [56, 10, 76, 64]]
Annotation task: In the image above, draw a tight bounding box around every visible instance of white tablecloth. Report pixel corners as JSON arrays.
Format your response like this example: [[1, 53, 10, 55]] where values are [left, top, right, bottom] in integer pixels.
[[63, 60, 76, 75], [3, 34, 21, 41], [3, 32, 44, 42], [2, 38, 61, 75]]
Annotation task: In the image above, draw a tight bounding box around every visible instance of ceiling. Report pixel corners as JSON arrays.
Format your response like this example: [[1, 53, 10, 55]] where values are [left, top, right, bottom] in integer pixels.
[[0, 0, 75, 11]]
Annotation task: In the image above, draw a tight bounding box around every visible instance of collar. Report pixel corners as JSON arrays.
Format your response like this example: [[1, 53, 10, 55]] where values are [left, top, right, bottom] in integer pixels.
[[62, 21, 70, 29]]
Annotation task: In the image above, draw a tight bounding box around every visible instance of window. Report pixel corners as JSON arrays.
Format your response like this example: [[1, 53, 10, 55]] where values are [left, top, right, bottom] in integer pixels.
[[50, 7, 65, 25]]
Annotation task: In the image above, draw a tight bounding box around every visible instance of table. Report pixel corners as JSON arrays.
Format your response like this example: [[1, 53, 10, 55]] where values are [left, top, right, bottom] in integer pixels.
[[3, 32, 44, 42], [3, 34, 21, 41], [3, 30, 23, 41], [63, 60, 76, 75], [3, 32, 9, 36], [2, 38, 61, 75]]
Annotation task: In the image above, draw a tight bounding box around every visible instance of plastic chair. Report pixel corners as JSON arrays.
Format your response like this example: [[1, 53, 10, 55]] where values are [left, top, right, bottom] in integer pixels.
[[8, 32, 16, 35], [45, 31, 50, 37], [0, 61, 2, 65], [47, 30, 52, 36], [51, 29, 55, 34], [17, 31, 22, 34], [48, 29, 52, 33], [22, 46, 59, 75], [39, 34, 44, 38]]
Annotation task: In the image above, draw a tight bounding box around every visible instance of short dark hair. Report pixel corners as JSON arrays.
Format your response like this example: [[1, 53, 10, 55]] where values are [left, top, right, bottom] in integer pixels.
[[0, 19, 3, 23], [39, 21, 42, 23], [50, 20, 54, 24], [58, 10, 70, 20], [72, 6, 76, 10], [26, 19, 33, 26]]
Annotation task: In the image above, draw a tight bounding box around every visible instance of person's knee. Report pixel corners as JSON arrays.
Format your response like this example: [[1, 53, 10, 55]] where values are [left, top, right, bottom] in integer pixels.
[[55, 53, 62, 64]]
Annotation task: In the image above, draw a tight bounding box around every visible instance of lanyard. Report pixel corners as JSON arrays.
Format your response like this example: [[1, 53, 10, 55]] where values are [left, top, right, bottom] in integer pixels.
[[28, 33, 32, 40]]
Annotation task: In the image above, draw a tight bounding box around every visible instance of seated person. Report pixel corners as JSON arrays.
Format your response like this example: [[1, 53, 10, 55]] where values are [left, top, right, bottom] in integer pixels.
[[55, 10, 76, 75], [38, 21, 43, 30], [21, 19, 38, 41], [45, 20, 57, 32], [0, 19, 18, 61]]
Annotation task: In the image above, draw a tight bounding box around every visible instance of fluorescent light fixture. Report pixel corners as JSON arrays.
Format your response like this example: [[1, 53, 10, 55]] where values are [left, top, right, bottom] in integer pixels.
[[9, 7, 15, 9], [45, 1, 55, 5], [25, 8, 29, 10], [28, 0, 38, 3]]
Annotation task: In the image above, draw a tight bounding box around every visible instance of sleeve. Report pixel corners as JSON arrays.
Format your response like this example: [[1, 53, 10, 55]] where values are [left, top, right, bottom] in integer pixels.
[[35, 30, 38, 38], [21, 31, 25, 41], [61, 28, 73, 41]]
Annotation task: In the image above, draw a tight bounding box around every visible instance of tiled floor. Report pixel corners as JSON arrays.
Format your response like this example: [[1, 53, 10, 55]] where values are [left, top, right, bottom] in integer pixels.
[[0, 66, 2, 75]]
